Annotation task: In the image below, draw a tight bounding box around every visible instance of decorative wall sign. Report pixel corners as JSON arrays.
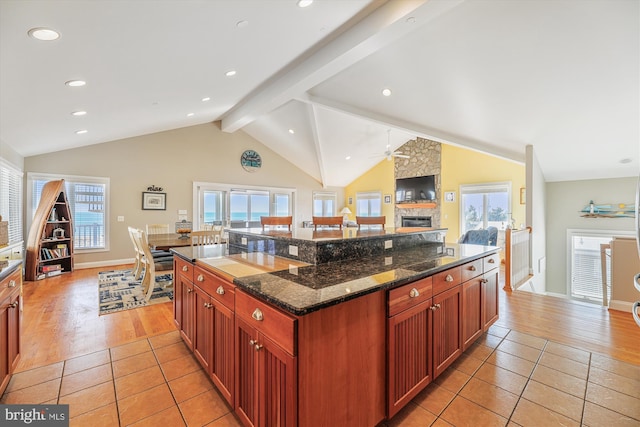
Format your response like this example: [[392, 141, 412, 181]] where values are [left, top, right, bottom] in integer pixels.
[[580, 202, 634, 218], [142, 192, 166, 210], [146, 185, 163, 192]]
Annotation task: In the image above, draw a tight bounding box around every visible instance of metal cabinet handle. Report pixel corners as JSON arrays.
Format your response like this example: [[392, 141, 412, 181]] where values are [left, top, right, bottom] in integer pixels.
[[252, 308, 264, 321], [9, 301, 18, 309], [187, 288, 193, 293], [481, 278, 489, 284], [204, 302, 213, 308], [254, 344, 263, 352], [488, 258, 496, 263], [182, 265, 189, 272], [469, 265, 476, 271], [216, 286, 225, 295], [249, 339, 257, 346], [409, 288, 419, 298], [445, 274, 454, 282], [430, 305, 437, 311], [8, 280, 16, 288], [197, 274, 204, 282]]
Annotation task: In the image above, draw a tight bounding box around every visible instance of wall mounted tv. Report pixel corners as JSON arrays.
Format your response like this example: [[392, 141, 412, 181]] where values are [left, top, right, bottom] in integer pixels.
[[395, 175, 436, 202]]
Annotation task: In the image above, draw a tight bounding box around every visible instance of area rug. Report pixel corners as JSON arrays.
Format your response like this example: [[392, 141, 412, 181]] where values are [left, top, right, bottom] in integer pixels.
[[98, 269, 173, 315]]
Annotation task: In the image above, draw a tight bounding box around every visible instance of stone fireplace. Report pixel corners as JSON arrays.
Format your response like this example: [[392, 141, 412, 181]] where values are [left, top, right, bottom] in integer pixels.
[[394, 137, 441, 228]]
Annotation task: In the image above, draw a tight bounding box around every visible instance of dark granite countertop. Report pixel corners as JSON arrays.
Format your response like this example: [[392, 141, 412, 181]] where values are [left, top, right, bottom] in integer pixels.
[[173, 243, 499, 317], [0, 259, 22, 282], [227, 226, 446, 242]]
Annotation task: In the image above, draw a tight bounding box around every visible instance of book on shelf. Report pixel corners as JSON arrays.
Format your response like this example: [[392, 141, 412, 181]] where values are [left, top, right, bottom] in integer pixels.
[[46, 269, 62, 277], [42, 264, 62, 273]]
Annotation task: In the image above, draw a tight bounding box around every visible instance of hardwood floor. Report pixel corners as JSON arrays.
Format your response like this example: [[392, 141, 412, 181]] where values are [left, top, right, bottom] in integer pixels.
[[15, 264, 640, 375], [17, 264, 177, 372]]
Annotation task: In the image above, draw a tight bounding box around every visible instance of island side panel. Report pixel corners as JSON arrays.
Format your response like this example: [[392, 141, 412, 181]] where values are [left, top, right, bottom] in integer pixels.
[[297, 289, 386, 426]]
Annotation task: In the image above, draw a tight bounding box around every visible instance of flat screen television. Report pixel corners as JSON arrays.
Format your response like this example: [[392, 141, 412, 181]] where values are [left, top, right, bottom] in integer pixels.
[[395, 175, 436, 202]]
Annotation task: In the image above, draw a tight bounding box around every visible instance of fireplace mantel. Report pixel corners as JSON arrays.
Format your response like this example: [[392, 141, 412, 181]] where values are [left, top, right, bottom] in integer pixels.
[[396, 202, 436, 209]]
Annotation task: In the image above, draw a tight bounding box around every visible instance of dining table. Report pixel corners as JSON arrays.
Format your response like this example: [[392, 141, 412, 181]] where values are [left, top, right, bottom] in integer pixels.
[[147, 233, 193, 251]]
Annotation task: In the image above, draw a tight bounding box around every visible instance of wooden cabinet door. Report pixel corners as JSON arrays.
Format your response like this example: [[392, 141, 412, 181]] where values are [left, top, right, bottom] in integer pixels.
[[387, 299, 432, 418], [211, 299, 234, 407], [173, 271, 183, 329], [0, 299, 9, 395], [482, 270, 499, 331], [236, 316, 297, 427], [179, 275, 195, 349], [193, 285, 212, 372], [236, 317, 259, 427], [462, 277, 483, 351], [432, 285, 462, 378], [7, 291, 20, 373]]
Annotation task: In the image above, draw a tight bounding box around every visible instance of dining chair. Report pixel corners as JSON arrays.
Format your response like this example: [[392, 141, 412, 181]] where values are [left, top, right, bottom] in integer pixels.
[[190, 230, 216, 246], [131, 228, 173, 300], [146, 223, 170, 235], [212, 225, 227, 245]]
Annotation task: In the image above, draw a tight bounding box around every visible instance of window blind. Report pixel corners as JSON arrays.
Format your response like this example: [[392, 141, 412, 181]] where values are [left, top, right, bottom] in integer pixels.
[[0, 159, 24, 245]]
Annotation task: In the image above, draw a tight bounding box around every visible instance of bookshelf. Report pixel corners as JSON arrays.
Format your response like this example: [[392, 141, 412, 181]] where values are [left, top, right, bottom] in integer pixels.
[[25, 180, 74, 281]]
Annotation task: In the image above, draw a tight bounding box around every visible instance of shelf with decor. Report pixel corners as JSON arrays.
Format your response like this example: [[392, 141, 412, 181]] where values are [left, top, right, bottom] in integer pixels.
[[25, 180, 74, 281]]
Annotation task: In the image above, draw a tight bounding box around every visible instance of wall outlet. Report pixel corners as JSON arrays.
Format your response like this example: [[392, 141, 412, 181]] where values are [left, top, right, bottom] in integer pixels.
[[117, 216, 125, 222], [384, 240, 393, 249], [241, 237, 247, 245], [178, 209, 187, 215], [289, 245, 298, 256], [385, 256, 393, 265]]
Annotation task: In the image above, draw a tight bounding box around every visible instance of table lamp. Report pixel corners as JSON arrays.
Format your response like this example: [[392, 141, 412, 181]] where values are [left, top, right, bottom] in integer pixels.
[[340, 207, 352, 223]]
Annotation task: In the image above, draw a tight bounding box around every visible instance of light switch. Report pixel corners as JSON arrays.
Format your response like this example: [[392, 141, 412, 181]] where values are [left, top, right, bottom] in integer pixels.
[[178, 209, 187, 215], [289, 245, 298, 256], [117, 216, 124, 222], [384, 240, 393, 249]]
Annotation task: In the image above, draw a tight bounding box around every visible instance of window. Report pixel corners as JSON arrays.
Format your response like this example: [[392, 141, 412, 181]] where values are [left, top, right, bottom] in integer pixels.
[[460, 182, 511, 234], [356, 191, 382, 217], [0, 159, 23, 245], [313, 191, 336, 217], [195, 183, 295, 229], [28, 173, 109, 251]]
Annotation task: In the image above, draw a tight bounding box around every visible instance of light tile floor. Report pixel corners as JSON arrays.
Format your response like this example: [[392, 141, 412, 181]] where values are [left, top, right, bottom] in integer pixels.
[[2, 326, 639, 426]]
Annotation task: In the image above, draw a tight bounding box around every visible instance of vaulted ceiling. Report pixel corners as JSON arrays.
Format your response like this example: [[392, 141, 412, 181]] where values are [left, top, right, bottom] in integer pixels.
[[1, 0, 638, 186]]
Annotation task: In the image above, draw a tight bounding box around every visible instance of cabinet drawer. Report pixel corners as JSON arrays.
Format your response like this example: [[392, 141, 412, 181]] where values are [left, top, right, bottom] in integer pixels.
[[174, 257, 194, 282], [483, 253, 500, 272], [461, 259, 483, 283], [194, 266, 235, 310], [433, 267, 461, 295], [0, 268, 21, 302], [388, 276, 433, 317], [236, 290, 296, 355]]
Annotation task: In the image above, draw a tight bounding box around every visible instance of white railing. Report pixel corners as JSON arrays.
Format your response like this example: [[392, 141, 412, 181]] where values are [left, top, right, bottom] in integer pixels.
[[505, 227, 532, 290]]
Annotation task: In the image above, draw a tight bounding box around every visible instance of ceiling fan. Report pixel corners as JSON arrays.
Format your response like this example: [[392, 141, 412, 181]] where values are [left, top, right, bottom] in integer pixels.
[[381, 129, 410, 161]]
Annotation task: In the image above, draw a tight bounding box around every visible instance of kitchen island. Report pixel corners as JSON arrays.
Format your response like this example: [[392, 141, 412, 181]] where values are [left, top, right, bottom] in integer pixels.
[[171, 230, 500, 426]]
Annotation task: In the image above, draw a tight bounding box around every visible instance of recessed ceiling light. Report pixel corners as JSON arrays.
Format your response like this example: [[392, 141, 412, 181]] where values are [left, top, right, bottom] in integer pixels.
[[71, 111, 87, 116], [187, 112, 195, 117], [75, 130, 88, 135], [236, 20, 249, 28], [345, 156, 351, 160], [28, 27, 60, 41], [201, 97, 210, 102], [65, 80, 86, 87], [382, 88, 392, 97], [288, 129, 295, 134], [297, 0, 313, 7], [620, 158, 632, 164], [225, 70, 237, 77]]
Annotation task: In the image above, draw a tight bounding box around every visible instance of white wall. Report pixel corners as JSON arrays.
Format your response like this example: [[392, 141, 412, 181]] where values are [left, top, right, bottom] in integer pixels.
[[526, 145, 547, 293], [545, 176, 636, 296], [24, 122, 342, 267]]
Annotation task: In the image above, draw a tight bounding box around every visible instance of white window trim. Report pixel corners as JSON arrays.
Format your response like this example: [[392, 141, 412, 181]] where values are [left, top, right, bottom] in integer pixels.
[[27, 172, 111, 253], [459, 181, 512, 233], [193, 182, 296, 230], [0, 157, 23, 246], [355, 191, 382, 217], [312, 191, 337, 217]]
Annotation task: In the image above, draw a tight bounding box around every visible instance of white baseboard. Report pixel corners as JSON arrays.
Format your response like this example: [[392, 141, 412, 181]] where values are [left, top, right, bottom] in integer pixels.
[[75, 258, 134, 270], [608, 299, 634, 313]]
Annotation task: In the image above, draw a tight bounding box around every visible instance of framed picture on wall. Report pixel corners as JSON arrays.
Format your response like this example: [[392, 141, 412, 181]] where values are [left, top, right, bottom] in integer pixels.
[[142, 192, 166, 210], [384, 194, 391, 204], [444, 191, 455, 202]]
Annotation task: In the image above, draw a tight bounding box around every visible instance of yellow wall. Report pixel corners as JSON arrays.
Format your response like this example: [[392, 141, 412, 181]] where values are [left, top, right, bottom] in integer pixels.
[[344, 143, 526, 240], [441, 145, 525, 242], [344, 158, 394, 225]]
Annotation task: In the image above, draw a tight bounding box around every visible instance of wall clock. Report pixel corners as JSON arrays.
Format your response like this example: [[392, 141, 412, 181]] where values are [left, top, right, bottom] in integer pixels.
[[240, 149, 262, 172]]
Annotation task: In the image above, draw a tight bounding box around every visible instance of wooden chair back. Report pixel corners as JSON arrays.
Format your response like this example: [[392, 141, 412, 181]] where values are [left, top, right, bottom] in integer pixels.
[[356, 216, 386, 229], [131, 228, 173, 300], [190, 230, 216, 246], [212, 225, 227, 244], [312, 216, 343, 230], [146, 223, 170, 235], [261, 216, 292, 230]]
